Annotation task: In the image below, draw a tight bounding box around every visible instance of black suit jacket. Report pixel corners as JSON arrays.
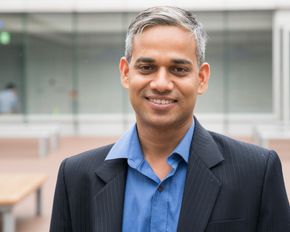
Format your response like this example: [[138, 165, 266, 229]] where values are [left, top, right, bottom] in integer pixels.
[[50, 120, 290, 232]]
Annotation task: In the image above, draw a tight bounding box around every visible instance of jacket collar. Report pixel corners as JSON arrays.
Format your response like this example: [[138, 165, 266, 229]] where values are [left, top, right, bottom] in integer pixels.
[[95, 157, 127, 184], [93, 157, 127, 232], [190, 118, 224, 168], [177, 118, 224, 232]]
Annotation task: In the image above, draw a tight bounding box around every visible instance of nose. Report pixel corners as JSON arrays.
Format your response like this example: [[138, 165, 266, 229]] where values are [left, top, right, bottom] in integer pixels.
[[149, 68, 174, 93]]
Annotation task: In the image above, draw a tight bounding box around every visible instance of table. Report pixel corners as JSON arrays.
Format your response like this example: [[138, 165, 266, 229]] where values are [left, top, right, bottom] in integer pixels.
[[0, 125, 60, 157], [0, 174, 47, 232], [253, 122, 290, 148]]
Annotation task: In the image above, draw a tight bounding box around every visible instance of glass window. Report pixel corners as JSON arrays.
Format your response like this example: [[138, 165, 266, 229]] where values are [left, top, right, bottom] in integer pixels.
[[25, 13, 74, 114], [0, 14, 25, 114], [76, 13, 127, 114], [0, 10, 274, 118], [196, 11, 272, 114]]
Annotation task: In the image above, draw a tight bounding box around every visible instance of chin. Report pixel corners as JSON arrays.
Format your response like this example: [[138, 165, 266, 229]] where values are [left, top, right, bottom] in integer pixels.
[[142, 116, 178, 129]]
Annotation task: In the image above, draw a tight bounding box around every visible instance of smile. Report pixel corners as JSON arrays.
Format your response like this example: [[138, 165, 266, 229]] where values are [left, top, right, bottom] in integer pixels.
[[147, 97, 177, 105]]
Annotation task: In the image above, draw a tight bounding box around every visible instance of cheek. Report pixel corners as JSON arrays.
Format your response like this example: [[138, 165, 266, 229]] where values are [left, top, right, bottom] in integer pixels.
[[127, 82, 144, 104], [177, 81, 198, 97], [128, 77, 150, 94]]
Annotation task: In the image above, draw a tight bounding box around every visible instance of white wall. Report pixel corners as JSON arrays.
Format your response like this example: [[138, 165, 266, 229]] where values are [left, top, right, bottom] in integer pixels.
[[0, 0, 290, 12]]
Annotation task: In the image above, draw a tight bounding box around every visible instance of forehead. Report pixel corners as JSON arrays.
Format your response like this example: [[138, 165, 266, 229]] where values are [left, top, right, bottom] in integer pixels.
[[131, 25, 197, 62]]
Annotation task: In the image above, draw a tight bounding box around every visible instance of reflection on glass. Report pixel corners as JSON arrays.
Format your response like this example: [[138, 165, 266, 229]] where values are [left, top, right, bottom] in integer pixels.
[[227, 30, 272, 113], [76, 13, 125, 114], [25, 13, 74, 114], [196, 11, 272, 114], [0, 14, 24, 114]]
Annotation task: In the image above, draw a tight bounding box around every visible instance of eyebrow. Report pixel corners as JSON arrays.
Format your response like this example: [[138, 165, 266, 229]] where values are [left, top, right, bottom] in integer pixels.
[[135, 57, 155, 63], [134, 57, 193, 65], [171, 59, 192, 65]]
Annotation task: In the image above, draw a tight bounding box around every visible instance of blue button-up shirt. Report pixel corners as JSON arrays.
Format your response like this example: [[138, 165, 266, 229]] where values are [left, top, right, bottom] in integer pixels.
[[106, 122, 195, 232]]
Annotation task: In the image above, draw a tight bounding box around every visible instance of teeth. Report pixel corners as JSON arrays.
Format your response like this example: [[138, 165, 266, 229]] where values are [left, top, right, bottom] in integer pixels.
[[149, 98, 174, 105]]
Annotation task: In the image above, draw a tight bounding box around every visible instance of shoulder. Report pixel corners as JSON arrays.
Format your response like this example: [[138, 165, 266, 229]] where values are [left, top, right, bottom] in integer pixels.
[[206, 131, 284, 193], [210, 130, 270, 154], [202, 131, 289, 227], [60, 143, 114, 174], [208, 131, 277, 169]]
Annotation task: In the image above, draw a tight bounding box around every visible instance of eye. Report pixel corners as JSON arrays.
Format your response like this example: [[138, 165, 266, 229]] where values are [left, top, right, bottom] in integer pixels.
[[170, 66, 190, 75], [137, 64, 156, 74]]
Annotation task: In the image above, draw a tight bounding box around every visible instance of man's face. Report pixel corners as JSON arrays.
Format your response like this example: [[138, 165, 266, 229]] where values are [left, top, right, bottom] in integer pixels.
[[120, 25, 210, 129]]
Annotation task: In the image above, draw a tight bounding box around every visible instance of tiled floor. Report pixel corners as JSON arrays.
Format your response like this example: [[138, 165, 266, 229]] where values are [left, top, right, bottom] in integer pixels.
[[0, 136, 289, 232], [0, 137, 118, 232]]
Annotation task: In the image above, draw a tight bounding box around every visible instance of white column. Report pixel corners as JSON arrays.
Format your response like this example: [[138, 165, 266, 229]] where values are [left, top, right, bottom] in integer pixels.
[[282, 26, 290, 122], [273, 13, 281, 120], [273, 10, 290, 122]]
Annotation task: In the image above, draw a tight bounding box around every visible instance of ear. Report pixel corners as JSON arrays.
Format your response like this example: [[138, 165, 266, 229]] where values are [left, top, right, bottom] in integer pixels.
[[119, 56, 130, 89], [197, 62, 210, 95]]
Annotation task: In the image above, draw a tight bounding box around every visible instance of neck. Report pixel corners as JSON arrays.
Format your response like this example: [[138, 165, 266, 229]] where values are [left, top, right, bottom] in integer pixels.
[[137, 119, 193, 160], [136, 118, 193, 180]]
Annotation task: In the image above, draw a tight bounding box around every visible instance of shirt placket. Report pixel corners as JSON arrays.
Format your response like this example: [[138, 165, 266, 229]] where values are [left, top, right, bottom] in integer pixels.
[[150, 182, 168, 232]]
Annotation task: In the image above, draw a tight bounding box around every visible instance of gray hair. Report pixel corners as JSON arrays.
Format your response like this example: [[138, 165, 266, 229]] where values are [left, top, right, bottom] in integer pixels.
[[125, 6, 208, 67]]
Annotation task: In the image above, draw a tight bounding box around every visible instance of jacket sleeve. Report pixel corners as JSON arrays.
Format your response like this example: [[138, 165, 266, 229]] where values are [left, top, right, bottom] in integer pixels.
[[257, 151, 290, 231], [50, 159, 72, 232]]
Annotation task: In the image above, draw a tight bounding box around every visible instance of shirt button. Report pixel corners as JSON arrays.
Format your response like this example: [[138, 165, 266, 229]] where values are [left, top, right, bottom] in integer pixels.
[[158, 185, 164, 192]]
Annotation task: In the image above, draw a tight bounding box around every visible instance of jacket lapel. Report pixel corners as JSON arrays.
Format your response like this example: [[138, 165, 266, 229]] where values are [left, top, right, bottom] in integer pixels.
[[93, 158, 127, 232], [178, 119, 224, 232]]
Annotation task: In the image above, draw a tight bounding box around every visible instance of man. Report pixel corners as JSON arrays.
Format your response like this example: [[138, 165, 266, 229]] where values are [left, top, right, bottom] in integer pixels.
[[0, 83, 18, 114], [50, 6, 290, 232]]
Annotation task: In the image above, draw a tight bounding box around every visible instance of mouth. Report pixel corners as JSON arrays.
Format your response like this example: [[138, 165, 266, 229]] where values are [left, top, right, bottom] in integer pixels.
[[145, 97, 177, 105]]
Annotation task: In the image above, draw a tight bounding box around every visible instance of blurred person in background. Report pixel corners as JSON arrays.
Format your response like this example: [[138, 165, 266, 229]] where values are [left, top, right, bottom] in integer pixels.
[[50, 6, 290, 232], [0, 82, 19, 114]]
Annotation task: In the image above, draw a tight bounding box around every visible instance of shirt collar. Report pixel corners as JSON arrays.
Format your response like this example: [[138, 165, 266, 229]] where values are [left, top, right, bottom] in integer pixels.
[[106, 121, 195, 165], [105, 124, 142, 161], [171, 122, 195, 164]]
